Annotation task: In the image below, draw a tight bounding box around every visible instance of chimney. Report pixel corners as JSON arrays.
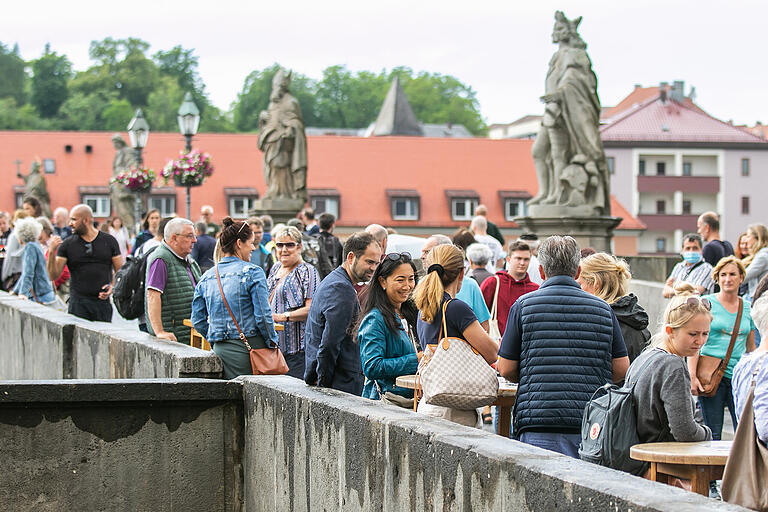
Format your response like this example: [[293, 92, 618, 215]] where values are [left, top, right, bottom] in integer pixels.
[[634, 83, 642, 89], [670, 80, 685, 102], [659, 82, 668, 103]]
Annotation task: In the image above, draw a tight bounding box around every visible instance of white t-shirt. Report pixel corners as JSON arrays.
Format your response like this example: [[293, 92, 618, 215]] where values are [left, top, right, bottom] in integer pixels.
[[474, 234, 505, 274], [528, 254, 543, 285]]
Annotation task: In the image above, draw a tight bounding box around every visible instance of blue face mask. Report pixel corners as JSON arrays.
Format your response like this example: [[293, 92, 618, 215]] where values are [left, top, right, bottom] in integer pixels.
[[682, 251, 702, 264]]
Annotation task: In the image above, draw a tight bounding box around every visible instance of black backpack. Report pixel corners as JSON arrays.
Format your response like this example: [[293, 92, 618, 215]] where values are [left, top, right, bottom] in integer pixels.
[[113, 246, 157, 320], [578, 351, 660, 476]]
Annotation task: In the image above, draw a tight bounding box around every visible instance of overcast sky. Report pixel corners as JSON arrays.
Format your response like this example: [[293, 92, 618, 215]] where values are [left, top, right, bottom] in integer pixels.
[[4, 0, 766, 127]]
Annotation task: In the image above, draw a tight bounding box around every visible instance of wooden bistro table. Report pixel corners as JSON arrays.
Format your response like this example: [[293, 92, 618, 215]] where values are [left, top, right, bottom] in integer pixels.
[[630, 440, 732, 496], [395, 375, 517, 437], [183, 319, 284, 352]]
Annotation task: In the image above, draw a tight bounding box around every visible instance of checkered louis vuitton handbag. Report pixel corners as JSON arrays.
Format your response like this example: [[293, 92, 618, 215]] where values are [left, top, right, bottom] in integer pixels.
[[418, 300, 498, 410]]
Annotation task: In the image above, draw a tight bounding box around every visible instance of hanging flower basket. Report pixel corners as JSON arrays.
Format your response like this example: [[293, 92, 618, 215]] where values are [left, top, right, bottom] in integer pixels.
[[110, 165, 156, 193], [162, 149, 214, 188]]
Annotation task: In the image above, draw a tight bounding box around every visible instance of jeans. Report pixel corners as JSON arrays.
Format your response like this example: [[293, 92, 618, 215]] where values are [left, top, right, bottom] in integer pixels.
[[284, 350, 306, 380], [519, 431, 582, 458], [493, 406, 514, 438], [698, 377, 738, 441]]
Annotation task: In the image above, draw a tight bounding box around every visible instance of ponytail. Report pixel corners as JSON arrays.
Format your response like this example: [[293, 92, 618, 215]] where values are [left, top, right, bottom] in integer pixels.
[[414, 244, 464, 323]]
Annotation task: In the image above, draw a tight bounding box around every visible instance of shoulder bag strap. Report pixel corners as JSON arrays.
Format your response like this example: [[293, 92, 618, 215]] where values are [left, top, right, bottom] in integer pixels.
[[438, 299, 450, 341], [215, 264, 252, 350], [491, 276, 500, 322], [684, 260, 704, 278], [721, 297, 744, 371]]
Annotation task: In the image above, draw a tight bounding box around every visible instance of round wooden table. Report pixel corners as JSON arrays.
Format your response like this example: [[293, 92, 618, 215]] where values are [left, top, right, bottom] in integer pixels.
[[395, 375, 517, 437], [630, 441, 732, 496]]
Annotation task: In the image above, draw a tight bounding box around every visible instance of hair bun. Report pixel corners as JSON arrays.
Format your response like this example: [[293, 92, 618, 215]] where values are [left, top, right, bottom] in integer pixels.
[[222, 217, 234, 228]]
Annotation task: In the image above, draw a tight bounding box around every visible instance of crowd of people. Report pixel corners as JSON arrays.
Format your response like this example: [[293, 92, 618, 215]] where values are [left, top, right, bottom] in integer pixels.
[[2, 200, 767, 501]]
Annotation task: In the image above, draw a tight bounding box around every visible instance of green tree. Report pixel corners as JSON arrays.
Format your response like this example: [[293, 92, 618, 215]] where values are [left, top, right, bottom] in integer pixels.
[[233, 64, 317, 131], [58, 91, 115, 130], [0, 42, 27, 105], [101, 98, 134, 131], [146, 75, 185, 131], [315, 66, 389, 128], [0, 98, 57, 130], [31, 44, 72, 118]]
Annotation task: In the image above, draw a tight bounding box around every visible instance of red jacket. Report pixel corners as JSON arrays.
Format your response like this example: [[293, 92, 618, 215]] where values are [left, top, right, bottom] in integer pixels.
[[480, 271, 539, 335]]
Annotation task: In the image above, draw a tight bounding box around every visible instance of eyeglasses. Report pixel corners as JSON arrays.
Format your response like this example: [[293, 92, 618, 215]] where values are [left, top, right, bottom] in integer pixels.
[[84, 242, 93, 256], [385, 252, 412, 263], [177, 233, 196, 240], [275, 242, 298, 249], [671, 296, 712, 313]]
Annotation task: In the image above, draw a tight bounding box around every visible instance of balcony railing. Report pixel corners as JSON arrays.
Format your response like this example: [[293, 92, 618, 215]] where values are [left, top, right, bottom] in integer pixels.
[[637, 214, 699, 232], [637, 175, 719, 195]]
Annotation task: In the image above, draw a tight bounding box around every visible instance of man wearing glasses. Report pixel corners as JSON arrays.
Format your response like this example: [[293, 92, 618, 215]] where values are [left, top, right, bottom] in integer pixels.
[[145, 218, 202, 344], [47, 204, 122, 322]]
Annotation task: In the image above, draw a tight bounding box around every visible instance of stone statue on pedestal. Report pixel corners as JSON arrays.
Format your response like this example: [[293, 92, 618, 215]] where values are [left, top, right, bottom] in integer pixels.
[[111, 134, 138, 228], [529, 10, 609, 216], [17, 159, 52, 217], [257, 69, 308, 204]]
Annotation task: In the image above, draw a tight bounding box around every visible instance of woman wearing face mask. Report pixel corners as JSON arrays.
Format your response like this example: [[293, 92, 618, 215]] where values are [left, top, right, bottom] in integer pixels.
[[191, 218, 278, 379], [357, 253, 422, 404], [687, 256, 756, 441]]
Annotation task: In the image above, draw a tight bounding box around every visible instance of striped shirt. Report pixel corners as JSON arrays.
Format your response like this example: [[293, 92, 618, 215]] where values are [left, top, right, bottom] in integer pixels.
[[669, 260, 715, 295], [267, 262, 319, 355]]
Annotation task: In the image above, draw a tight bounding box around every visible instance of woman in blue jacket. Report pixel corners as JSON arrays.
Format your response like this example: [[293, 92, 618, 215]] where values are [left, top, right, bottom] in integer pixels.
[[192, 217, 278, 379], [11, 217, 55, 305], [358, 253, 422, 401]]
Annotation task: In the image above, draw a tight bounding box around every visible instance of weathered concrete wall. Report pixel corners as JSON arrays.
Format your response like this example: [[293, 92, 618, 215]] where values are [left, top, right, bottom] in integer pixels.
[[623, 255, 681, 283], [241, 376, 744, 512], [0, 379, 243, 512], [0, 292, 222, 380], [628, 279, 668, 334]]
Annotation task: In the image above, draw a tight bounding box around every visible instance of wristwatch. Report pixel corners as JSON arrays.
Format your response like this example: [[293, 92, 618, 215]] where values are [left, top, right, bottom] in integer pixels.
[[285, 311, 290, 322]]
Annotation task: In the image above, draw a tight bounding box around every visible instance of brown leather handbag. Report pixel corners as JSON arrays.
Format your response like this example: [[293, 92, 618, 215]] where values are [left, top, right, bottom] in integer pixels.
[[696, 297, 742, 397], [215, 264, 288, 376]]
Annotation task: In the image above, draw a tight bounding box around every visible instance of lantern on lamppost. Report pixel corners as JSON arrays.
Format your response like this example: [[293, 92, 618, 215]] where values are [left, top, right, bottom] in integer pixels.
[[127, 109, 151, 234], [177, 92, 201, 219]]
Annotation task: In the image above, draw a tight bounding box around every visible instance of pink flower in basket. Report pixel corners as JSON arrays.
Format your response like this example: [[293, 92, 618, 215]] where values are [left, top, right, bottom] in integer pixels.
[[162, 149, 214, 186]]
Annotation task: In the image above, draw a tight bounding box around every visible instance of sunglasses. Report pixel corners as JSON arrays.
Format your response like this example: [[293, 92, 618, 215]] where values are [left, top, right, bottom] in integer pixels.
[[275, 242, 298, 249], [84, 242, 93, 256], [671, 296, 712, 313], [385, 252, 412, 263]]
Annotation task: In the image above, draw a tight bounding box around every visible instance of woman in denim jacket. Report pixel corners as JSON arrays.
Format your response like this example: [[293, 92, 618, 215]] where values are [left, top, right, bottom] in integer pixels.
[[10, 217, 55, 304], [357, 253, 422, 401], [192, 217, 277, 379]]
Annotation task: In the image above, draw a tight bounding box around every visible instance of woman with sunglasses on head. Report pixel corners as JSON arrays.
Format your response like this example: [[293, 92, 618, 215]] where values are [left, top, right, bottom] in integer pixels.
[[687, 256, 756, 443], [192, 218, 278, 379], [266, 226, 319, 379], [357, 253, 422, 404], [413, 244, 499, 427], [130, 209, 161, 256]]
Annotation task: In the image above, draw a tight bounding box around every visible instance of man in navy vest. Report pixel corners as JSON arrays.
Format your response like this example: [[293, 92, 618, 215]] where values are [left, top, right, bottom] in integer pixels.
[[497, 235, 629, 458]]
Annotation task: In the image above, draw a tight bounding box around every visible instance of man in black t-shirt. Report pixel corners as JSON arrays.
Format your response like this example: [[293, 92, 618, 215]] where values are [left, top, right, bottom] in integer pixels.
[[697, 211, 734, 267], [47, 204, 122, 322]]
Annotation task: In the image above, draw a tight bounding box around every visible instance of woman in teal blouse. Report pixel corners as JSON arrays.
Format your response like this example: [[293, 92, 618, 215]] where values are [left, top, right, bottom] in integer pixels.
[[688, 256, 756, 441], [358, 253, 422, 401]]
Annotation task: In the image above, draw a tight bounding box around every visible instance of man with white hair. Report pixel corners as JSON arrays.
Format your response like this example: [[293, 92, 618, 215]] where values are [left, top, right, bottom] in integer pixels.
[[365, 224, 388, 255], [470, 216, 504, 273], [145, 218, 202, 343], [52, 207, 72, 239], [47, 204, 122, 321], [421, 234, 490, 331], [200, 205, 220, 237]]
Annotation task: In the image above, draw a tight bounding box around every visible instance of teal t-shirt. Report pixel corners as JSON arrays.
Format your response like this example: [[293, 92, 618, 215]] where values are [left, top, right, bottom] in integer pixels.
[[456, 275, 491, 323], [700, 294, 755, 379]]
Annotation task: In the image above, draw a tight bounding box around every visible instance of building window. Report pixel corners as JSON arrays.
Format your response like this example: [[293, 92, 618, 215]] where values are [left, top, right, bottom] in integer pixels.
[[683, 162, 692, 176], [656, 200, 666, 214], [504, 199, 526, 220], [149, 196, 176, 217], [15, 192, 24, 209], [742, 158, 750, 176], [606, 157, 615, 175], [228, 197, 255, 219], [451, 198, 477, 221], [742, 196, 750, 215], [82, 195, 111, 217], [391, 198, 419, 220], [682, 200, 692, 215], [43, 159, 55, 174], [656, 238, 666, 253], [656, 162, 666, 176], [311, 196, 339, 219], [638, 159, 646, 175]]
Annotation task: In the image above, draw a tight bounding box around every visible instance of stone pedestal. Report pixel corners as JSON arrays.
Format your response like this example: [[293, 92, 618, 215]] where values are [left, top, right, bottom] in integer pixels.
[[516, 208, 622, 253], [248, 198, 305, 224]]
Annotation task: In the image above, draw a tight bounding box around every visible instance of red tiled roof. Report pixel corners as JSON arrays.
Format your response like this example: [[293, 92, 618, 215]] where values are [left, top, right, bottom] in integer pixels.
[[600, 97, 768, 144], [0, 131, 641, 231], [601, 85, 707, 121]]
